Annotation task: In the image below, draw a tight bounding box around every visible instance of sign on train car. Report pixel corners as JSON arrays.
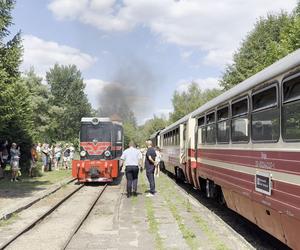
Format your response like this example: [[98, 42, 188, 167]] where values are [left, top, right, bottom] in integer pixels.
[[255, 171, 272, 195]]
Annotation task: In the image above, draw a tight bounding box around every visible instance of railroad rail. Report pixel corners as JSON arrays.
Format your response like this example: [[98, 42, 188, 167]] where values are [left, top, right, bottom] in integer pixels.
[[0, 183, 108, 250], [62, 184, 108, 249], [0, 182, 83, 250]]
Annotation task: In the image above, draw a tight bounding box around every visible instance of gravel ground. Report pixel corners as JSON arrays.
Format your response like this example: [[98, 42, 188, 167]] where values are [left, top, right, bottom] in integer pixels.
[[67, 172, 252, 250], [0, 171, 260, 250], [2, 185, 104, 250]]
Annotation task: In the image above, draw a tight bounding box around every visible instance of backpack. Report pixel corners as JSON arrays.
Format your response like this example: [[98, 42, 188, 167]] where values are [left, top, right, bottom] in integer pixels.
[[64, 149, 70, 157]]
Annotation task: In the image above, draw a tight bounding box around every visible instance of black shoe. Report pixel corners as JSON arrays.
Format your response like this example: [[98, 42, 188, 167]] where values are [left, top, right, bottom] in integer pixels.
[[132, 192, 137, 197], [127, 193, 131, 198]]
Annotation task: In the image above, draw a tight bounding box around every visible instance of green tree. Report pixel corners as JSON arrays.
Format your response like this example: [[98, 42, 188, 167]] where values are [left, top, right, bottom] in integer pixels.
[[46, 64, 92, 141], [0, 0, 34, 164], [170, 83, 222, 122], [21, 68, 52, 141], [220, 12, 291, 90]]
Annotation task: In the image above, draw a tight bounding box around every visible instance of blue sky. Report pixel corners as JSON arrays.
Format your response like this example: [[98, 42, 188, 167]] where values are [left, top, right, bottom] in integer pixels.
[[13, 0, 296, 124]]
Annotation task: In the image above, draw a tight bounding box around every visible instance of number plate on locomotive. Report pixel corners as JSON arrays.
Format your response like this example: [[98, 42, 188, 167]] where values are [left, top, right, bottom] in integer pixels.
[[255, 171, 272, 195]]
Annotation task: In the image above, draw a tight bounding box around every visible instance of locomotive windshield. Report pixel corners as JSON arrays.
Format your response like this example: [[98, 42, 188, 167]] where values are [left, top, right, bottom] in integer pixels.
[[80, 123, 112, 142]]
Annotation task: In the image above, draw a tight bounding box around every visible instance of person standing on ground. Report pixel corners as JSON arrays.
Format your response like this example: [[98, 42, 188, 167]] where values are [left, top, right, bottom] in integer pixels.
[[54, 143, 62, 170], [145, 140, 157, 197], [41, 143, 49, 172], [29, 144, 37, 177], [120, 141, 142, 198], [63, 144, 71, 170], [10, 143, 20, 182], [69, 143, 75, 163]]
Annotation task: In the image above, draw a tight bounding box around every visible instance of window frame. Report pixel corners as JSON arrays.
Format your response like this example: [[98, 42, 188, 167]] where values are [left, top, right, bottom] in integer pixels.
[[231, 95, 250, 144], [251, 83, 279, 143], [231, 96, 249, 118], [252, 83, 278, 113], [282, 71, 300, 105], [196, 115, 206, 145], [216, 105, 230, 144], [282, 72, 300, 142], [205, 111, 216, 144]]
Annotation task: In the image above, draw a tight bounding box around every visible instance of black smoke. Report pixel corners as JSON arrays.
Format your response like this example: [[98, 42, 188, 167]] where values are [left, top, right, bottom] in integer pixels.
[[97, 58, 157, 124]]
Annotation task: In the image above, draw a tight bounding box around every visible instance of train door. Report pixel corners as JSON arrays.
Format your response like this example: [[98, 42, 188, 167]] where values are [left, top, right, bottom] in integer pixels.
[[185, 117, 197, 187], [179, 123, 187, 179]]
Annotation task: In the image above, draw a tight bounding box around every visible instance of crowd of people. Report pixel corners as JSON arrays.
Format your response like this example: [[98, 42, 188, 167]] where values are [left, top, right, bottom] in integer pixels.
[[0, 140, 76, 182]]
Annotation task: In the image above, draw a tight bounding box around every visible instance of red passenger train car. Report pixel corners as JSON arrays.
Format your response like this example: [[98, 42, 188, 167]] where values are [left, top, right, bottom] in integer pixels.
[[72, 117, 123, 183], [155, 49, 300, 250]]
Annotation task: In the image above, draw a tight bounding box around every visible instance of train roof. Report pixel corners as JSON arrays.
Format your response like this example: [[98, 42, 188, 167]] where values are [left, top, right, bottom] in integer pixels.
[[161, 48, 300, 134], [81, 117, 123, 126], [191, 48, 300, 119], [150, 130, 161, 139]]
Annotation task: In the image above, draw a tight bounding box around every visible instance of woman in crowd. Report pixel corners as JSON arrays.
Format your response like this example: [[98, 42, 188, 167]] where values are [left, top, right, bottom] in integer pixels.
[[10, 143, 20, 182]]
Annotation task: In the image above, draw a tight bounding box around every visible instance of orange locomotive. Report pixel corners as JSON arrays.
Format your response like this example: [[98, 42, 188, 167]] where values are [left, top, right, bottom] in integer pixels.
[[72, 117, 123, 182]]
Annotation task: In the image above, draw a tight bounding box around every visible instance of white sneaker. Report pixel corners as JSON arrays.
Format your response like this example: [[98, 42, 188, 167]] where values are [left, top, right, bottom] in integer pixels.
[[146, 193, 154, 197]]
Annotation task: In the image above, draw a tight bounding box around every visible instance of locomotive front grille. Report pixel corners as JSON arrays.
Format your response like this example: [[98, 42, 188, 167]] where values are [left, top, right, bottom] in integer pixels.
[[89, 167, 100, 178]]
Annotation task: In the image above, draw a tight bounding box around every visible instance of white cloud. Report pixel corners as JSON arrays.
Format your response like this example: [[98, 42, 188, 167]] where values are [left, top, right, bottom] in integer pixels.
[[177, 77, 220, 93], [49, 0, 297, 68], [22, 35, 97, 76], [84, 78, 110, 107]]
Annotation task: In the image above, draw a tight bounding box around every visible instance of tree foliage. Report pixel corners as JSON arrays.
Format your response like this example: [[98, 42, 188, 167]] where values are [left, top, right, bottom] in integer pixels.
[[0, 0, 33, 161], [170, 83, 222, 122], [219, 0, 300, 90], [46, 64, 92, 141]]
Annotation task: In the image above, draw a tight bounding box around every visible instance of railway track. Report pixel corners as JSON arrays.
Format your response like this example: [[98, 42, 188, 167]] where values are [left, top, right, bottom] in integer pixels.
[[0, 183, 108, 250], [164, 171, 291, 250]]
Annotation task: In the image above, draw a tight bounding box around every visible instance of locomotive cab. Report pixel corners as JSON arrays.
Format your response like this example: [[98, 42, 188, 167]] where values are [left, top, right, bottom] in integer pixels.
[[72, 117, 123, 182]]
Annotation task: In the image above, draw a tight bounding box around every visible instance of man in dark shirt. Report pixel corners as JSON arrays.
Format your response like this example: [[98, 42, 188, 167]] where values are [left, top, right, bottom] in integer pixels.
[[145, 140, 156, 197]]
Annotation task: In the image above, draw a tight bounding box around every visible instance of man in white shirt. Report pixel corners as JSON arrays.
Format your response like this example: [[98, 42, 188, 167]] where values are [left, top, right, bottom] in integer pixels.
[[120, 141, 142, 198]]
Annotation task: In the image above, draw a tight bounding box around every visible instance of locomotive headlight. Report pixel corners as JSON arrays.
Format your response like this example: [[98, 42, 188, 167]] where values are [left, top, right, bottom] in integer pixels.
[[80, 150, 87, 157], [104, 150, 111, 157]]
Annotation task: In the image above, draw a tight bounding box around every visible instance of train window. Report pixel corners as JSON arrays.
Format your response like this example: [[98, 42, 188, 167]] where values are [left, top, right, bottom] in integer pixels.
[[197, 116, 206, 144], [117, 130, 122, 141], [217, 106, 229, 121], [252, 85, 279, 142], [217, 120, 229, 143], [198, 116, 205, 126], [206, 124, 216, 144], [283, 74, 300, 103], [282, 102, 300, 140], [252, 86, 277, 111], [252, 109, 279, 142], [206, 112, 215, 124], [172, 130, 175, 145], [232, 118, 249, 142], [231, 97, 249, 143], [217, 106, 229, 143], [232, 97, 248, 117], [282, 74, 300, 141], [206, 112, 216, 144]]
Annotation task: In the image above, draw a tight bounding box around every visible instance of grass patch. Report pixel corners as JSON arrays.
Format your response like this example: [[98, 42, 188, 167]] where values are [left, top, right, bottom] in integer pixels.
[[0, 170, 71, 191], [141, 174, 164, 250], [0, 213, 20, 227], [159, 174, 229, 250], [162, 193, 198, 250]]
